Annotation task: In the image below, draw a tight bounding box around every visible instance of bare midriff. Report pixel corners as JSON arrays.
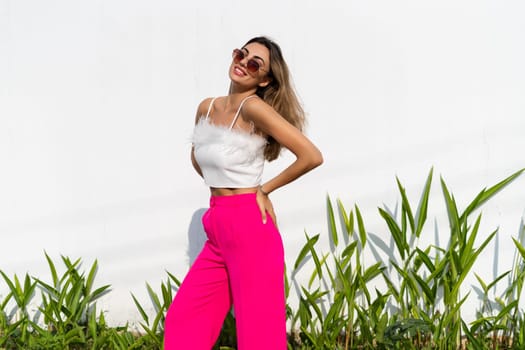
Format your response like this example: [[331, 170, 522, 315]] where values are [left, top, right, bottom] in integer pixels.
[[210, 187, 259, 196]]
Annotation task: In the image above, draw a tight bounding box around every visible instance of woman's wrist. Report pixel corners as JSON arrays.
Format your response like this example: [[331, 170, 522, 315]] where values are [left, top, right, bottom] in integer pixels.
[[258, 185, 270, 196]]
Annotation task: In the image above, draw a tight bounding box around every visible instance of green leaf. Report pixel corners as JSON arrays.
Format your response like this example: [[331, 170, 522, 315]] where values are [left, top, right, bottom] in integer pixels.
[[415, 247, 435, 273], [131, 293, 149, 324], [486, 270, 510, 291], [90, 285, 111, 303], [379, 208, 405, 259], [146, 282, 162, 312], [0, 271, 23, 308], [44, 251, 59, 287], [413, 273, 435, 301], [293, 233, 320, 270], [461, 320, 484, 348], [326, 195, 338, 247], [440, 177, 461, 238], [308, 253, 329, 288], [341, 241, 358, 259], [461, 168, 524, 221], [396, 176, 415, 234], [337, 198, 353, 235], [161, 280, 173, 306], [85, 259, 99, 297], [512, 237, 525, 260], [306, 244, 326, 287], [474, 273, 488, 294], [362, 262, 384, 282], [452, 229, 497, 299], [459, 214, 482, 267], [415, 167, 433, 237], [355, 205, 367, 249], [22, 274, 37, 307], [167, 270, 182, 287], [494, 300, 518, 323]]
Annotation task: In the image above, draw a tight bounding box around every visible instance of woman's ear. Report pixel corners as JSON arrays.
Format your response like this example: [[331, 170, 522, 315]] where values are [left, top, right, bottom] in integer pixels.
[[258, 76, 272, 88]]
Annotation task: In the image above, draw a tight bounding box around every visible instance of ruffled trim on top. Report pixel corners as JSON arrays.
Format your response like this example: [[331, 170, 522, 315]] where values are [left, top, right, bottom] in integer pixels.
[[192, 117, 267, 164]]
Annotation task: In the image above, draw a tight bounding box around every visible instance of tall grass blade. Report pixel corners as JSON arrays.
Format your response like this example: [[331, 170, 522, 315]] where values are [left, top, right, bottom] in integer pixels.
[[512, 237, 525, 260], [131, 293, 149, 324], [337, 198, 353, 235], [85, 260, 99, 296], [379, 208, 405, 259], [450, 230, 497, 299], [44, 251, 59, 287], [327, 195, 339, 247], [415, 167, 433, 237], [396, 176, 415, 234], [461, 168, 524, 221], [146, 283, 162, 313], [355, 205, 367, 249], [413, 273, 434, 301], [166, 271, 182, 287], [440, 177, 461, 235], [293, 233, 320, 270]]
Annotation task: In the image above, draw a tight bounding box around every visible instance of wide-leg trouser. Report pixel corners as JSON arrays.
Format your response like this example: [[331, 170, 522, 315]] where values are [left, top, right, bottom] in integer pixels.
[[164, 193, 286, 349]]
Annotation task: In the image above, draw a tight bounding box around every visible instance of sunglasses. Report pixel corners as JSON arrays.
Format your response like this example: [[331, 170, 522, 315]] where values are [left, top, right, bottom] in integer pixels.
[[232, 48, 268, 74]]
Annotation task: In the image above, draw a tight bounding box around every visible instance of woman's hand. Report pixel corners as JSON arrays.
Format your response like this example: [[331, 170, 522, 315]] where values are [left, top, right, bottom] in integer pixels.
[[256, 187, 277, 226]]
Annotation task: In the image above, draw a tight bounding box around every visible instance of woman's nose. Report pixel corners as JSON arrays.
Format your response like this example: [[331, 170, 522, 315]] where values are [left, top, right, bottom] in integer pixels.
[[239, 56, 249, 66]]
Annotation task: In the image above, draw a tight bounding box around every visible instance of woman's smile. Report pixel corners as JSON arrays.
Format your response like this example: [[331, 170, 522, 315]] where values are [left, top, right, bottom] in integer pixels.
[[233, 65, 247, 76]]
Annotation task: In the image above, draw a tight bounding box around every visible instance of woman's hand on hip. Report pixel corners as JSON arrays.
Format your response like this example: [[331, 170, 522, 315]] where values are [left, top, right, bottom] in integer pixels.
[[256, 189, 276, 226]]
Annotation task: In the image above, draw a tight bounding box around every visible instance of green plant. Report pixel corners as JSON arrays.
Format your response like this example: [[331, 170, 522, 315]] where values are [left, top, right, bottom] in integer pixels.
[[470, 220, 525, 349], [0, 272, 37, 347], [382, 318, 431, 349], [131, 271, 237, 349], [36, 254, 110, 328], [1, 168, 524, 349], [379, 168, 524, 349], [288, 168, 524, 350], [290, 196, 385, 349], [0, 253, 120, 349], [131, 271, 180, 348]]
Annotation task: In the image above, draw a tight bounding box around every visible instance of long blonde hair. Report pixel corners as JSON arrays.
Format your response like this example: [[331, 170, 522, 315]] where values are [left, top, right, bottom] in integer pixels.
[[244, 37, 305, 161]]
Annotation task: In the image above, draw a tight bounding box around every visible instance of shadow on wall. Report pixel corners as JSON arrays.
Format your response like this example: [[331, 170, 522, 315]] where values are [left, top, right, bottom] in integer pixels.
[[187, 208, 208, 265]]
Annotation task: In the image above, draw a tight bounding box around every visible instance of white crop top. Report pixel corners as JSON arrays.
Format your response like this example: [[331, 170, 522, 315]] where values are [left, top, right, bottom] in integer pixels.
[[192, 96, 267, 188]]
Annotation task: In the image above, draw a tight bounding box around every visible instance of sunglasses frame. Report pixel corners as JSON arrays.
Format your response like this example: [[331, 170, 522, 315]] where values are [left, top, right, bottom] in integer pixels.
[[232, 48, 269, 74]]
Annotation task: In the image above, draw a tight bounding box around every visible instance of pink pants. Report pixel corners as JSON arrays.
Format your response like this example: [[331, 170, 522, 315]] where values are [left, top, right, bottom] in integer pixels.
[[164, 193, 287, 349]]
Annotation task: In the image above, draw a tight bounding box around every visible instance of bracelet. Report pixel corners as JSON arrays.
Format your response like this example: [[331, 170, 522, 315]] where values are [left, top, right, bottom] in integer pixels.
[[259, 185, 270, 196]]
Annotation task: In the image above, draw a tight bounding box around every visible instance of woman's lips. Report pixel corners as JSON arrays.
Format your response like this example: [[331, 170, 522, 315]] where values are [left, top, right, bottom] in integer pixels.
[[233, 66, 247, 76]]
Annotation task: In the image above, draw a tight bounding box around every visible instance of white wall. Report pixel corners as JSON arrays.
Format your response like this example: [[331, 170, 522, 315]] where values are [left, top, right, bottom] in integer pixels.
[[1, 0, 524, 326]]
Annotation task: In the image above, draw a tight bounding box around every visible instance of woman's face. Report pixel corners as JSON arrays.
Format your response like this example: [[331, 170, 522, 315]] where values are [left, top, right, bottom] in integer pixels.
[[229, 42, 271, 89]]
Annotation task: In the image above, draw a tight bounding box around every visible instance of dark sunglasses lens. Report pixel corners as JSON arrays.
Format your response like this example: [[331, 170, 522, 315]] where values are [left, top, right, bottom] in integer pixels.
[[233, 49, 244, 63], [246, 59, 260, 73]]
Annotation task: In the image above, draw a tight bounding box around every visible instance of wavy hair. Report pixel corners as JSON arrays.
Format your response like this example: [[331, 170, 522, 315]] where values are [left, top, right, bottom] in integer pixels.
[[244, 36, 305, 161]]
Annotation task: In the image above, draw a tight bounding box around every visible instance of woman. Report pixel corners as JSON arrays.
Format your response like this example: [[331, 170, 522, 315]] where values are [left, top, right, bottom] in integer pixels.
[[164, 36, 323, 350]]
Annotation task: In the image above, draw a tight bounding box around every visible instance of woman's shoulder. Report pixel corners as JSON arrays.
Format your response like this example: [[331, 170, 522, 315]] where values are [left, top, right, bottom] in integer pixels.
[[197, 97, 215, 114], [242, 95, 275, 120], [195, 96, 222, 121]]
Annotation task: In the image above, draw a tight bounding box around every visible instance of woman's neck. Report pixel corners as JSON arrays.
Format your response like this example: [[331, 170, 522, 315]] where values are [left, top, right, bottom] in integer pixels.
[[224, 90, 256, 110]]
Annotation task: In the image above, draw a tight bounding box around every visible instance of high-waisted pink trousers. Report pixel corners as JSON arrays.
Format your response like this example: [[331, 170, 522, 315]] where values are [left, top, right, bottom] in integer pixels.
[[164, 193, 287, 349]]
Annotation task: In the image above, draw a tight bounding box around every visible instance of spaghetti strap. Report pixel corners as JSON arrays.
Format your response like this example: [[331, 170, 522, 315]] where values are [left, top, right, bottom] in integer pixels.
[[229, 95, 257, 129], [205, 98, 217, 119]]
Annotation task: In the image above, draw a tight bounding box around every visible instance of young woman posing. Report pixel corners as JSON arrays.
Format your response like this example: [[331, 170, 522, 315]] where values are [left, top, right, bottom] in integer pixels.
[[164, 36, 323, 350]]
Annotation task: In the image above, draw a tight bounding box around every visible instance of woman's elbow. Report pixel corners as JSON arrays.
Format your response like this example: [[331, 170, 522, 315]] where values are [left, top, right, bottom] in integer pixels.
[[314, 151, 324, 168], [308, 149, 323, 170]]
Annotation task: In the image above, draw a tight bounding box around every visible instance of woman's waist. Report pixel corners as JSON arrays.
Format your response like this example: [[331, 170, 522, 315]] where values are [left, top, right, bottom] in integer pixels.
[[210, 186, 258, 197], [208, 189, 258, 207]]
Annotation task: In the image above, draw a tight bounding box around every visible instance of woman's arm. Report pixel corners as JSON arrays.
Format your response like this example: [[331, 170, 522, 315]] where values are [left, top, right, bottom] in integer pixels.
[[244, 98, 323, 194], [243, 98, 323, 224]]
